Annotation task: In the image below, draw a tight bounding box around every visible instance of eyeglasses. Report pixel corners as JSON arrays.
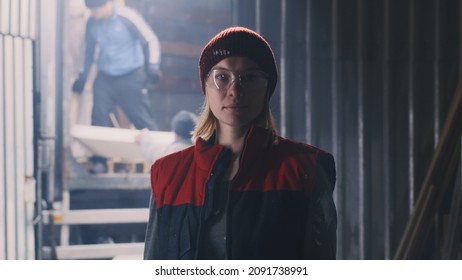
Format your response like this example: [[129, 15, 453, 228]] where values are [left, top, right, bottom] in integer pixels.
[[207, 69, 269, 92]]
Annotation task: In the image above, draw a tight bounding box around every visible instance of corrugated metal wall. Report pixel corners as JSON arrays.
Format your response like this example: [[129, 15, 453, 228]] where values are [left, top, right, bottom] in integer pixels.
[[235, 0, 461, 259], [0, 0, 37, 260]]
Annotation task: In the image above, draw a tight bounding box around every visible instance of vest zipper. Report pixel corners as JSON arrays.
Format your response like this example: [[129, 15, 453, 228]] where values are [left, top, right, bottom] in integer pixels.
[[194, 148, 230, 259]]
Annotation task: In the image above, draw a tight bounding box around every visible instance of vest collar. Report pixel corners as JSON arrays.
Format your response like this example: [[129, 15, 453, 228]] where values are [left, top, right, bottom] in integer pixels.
[[194, 126, 273, 172]]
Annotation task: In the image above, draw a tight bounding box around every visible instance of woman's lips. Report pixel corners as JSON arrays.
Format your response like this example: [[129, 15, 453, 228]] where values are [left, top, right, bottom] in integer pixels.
[[224, 104, 246, 112]]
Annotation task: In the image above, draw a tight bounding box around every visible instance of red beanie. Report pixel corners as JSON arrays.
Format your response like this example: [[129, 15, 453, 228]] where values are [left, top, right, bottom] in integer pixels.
[[199, 26, 278, 97]]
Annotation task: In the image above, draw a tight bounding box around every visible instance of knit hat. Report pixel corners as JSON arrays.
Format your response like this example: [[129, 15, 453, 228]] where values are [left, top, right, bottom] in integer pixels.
[[85, 0, 108, 8], [199, 26, 278, 97], [171, 110, 197, 139]]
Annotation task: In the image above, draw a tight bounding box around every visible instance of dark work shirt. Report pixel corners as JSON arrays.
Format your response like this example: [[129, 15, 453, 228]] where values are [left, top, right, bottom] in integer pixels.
[[201, 180, 230, 259]]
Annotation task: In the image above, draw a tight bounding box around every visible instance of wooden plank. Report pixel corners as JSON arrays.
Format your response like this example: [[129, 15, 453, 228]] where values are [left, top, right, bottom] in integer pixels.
[[68, 174, 150, 190], [53, 243, 144, 260], [43, 208, 149, 225], [394, 78, 462, 259]]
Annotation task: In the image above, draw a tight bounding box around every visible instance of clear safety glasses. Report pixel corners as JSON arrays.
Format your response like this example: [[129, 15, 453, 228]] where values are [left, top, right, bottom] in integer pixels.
[[207, 69, 269, 92]]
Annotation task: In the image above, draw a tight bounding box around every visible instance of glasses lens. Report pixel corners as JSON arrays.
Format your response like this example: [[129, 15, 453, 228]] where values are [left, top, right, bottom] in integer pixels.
[[212, 69, 233, 90], [210, 69, 268, 91]]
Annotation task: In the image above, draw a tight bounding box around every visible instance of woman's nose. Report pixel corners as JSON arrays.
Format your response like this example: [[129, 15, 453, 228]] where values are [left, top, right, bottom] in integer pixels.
[[227, 80, 244, 96]]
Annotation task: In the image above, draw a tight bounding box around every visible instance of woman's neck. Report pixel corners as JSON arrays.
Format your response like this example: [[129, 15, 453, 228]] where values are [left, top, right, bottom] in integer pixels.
[[216, 125, 250, 181], [216, 125, 249, 155]]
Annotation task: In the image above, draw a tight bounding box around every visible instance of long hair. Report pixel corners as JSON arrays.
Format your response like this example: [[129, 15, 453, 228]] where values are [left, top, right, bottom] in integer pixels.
[[192, 89, 278, 143]]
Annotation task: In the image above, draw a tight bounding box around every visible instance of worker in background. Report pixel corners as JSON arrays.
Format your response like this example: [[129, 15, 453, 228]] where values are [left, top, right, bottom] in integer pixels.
[[135, 110, 198, 163], [72, 0, 162, 174]]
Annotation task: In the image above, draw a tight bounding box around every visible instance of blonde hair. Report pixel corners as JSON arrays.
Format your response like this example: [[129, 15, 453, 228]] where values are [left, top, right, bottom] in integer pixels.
[[192, 90, 278, 143]]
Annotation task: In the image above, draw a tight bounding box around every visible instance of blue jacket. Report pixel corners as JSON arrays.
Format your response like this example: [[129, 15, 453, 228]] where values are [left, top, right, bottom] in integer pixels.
[[144, 126, 337, 259], [81, 4, 161, 78]]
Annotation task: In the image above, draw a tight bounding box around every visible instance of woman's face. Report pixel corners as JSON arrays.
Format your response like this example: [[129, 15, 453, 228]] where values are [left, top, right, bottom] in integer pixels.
[[205, 56, 268, 130]]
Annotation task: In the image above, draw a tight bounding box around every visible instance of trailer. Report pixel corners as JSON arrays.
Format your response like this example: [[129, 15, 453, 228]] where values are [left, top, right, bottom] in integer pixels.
[[1, 0, 231, 260]]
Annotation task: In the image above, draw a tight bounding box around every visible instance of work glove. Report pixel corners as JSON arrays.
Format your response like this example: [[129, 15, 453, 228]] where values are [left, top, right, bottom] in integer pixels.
[[146, 64, 162, 85], [72, 74, 87, 94]]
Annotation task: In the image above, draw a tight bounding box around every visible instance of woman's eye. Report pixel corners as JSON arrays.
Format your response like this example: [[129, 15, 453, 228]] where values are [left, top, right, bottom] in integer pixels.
[[216, 74, 229, 81], [243, 74, 254, 81]]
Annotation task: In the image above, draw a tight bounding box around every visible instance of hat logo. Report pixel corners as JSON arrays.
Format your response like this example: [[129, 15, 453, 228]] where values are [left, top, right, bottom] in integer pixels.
[[213, 49, 230, 56]]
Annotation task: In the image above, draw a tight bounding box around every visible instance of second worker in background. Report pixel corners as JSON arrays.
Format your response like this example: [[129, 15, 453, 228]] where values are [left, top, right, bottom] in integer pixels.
[[72, 0, 162, 173]]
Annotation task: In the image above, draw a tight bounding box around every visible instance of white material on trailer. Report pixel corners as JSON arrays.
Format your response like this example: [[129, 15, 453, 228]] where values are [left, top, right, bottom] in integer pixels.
[[70, 124, 175, 162]]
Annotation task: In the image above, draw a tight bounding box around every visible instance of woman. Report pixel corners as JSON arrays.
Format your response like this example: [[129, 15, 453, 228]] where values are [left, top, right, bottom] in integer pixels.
[[144, 27, 337, 260]]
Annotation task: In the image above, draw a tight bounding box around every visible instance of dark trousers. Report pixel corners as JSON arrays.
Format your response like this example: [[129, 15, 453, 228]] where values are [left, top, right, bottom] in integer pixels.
[[92, 67, 158, 130], [91, 67, 158, 164]]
